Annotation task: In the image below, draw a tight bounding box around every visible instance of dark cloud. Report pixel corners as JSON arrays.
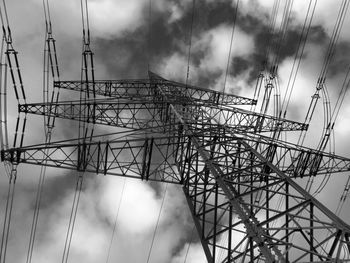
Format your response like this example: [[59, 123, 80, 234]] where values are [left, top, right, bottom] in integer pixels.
[[231, 56, 251, 76], [328, 41, 350, 77], [229, 15, 331, 85], [308, 25, 328, 44], [2, 1, 350, 262]]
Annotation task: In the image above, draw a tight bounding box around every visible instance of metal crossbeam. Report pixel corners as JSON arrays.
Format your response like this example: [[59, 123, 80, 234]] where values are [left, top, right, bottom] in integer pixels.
[[19, 97, 307, 133], [54, 73, 256, 106]]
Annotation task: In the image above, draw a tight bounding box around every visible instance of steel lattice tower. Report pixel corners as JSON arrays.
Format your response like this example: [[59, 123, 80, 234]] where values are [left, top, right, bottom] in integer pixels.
[[2, 71, 350, 262]]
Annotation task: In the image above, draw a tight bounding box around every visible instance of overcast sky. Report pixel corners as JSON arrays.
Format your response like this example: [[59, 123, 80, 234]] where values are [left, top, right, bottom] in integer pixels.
[[1, 0, 350, 262]]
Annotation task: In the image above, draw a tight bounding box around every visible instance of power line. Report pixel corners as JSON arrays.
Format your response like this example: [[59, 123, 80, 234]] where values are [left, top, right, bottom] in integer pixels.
[[146, 184, 168, 263], [185, 0, 196, 87], [280, 0, 318, 117], [222, 0, 240, 96], [147, 0, 152, 71], [105, 178, 127, 263], [61, 174, 84, 263]]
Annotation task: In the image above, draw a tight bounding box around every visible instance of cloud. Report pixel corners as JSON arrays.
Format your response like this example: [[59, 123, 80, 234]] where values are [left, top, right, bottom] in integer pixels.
[[171, 243, 207, 263], [2, 0, 350, 263], [88, 0, 149, 38]]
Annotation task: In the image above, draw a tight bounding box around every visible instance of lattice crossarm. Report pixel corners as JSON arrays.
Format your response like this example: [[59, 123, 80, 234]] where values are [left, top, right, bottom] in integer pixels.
[[235, 134, 350, 177], [148, 71, 257, 106], [18, 99, 308, 134], [1, 134, 182, 183], [55, 77, 256, 106], [190, 104, 308, 133]]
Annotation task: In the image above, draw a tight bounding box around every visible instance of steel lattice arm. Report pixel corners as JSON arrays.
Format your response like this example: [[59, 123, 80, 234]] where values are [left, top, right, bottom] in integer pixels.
[[19, 97, 307, 133], [1, 130, 181, 183], [54, 79, 256, 107], [2, 124, 350, 182]]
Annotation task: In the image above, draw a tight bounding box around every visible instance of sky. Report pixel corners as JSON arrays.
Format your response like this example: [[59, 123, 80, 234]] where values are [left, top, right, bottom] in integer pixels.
[[1, 0, 350, 262]]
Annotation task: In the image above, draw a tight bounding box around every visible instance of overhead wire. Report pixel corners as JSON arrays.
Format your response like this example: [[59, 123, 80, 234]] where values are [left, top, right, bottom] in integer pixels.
[[271, 0, 294, 118], [147, 0, 152, 71], [298, 0, 349, 148], [146, 184, 168, 263], [255, 0, 286, 117], [26, 1, 61, 262], [79, 0, 95, 143], [250, 0, 280, 114], [331, 65, 350, 213], [185, 0, 195, 88], [222, 0, 240, 96], [0, 33, 11, 178], [183, 226, 195, 263], [302, 0, 350, 195], [61, 1, 95, 262], [0, 1, 27, 262], [267, 0, 294, 118], [61, 173, 84, 263], [331, 64, 350, 123], [250, 1, 297, 230], [336, 175, 350, 215], [0, 167, 17, 263], [280, 0, 317, 117], [250, 0, 280, 113], [105, 178, 127, 263]]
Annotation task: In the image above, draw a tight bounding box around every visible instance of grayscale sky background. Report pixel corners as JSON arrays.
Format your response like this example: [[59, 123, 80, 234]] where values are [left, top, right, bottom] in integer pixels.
[[1, 0, 350, 262]]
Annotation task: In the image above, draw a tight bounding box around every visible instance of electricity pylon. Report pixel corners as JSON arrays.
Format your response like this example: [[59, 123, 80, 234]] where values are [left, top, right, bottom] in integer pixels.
[[2, 71, 350, 262]]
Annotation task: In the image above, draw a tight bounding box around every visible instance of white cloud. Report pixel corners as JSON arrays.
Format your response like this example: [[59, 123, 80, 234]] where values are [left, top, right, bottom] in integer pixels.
[[88, 0, 148, 38], [195, 24, 255, 74], [1, 1, 350, 262], [159, 51, 189, 82], [97, 178, 161, 235]]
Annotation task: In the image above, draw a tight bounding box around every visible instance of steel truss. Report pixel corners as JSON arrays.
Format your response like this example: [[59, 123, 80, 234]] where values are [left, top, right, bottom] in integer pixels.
[[2, 72, 350, 262]]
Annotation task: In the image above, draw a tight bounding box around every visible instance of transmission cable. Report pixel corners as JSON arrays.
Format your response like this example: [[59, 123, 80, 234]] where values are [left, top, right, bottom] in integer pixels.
[[280, 0, 317, 117], [61, 173, 84, 263], [0, 1, 27, 262], [297, 0, 349, 148], [26, 1, 61, 262], [336, 175, 350, 215], [105, 178, 127, 263], [329, 63, 350, 127], [147, 0, 152, 71], [61, 2, 95, 261], [183, 226, 195, 263], [250, 0, 280, 112], [0, 35, 11, 178], [222, 0, 240, 96], [304, 0, 349, 193], [146, 183, 168, 263], [0, 168, 17, 263], [185, 0, 195, 87]]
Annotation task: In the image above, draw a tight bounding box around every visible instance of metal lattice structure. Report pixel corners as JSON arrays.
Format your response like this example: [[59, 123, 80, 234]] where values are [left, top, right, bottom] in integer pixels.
[[2, 71, 350, 262], [1, 0, 350, 262]]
